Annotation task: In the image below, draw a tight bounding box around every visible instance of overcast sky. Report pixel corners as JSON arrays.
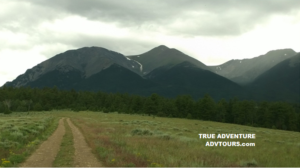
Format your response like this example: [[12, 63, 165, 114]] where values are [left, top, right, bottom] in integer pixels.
[[1, 0, 300, 86]]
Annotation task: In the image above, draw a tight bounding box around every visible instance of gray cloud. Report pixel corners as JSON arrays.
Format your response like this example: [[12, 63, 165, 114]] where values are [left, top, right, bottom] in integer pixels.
[[1, 0, 299, 52], [26, 0, 300, 36], [1, 0, 299, 43], [41, 34, 157, 58], [1, 0, 299, 87], [14, 27, 158, 58]]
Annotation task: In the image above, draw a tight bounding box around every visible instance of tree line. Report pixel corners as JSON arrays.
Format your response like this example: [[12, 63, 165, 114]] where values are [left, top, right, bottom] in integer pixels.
[[0, 86, 299, 132]]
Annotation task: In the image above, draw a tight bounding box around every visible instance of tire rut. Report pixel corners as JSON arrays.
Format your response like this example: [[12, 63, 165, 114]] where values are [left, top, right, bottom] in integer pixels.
[[21, 118, 66, 167], [66, 118, 102, 167]]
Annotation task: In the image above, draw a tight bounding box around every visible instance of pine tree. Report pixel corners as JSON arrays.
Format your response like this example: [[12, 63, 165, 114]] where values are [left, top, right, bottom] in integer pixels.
[[225, 97, 238, 123], [297, 113, 300, 132], [197, 94, 216, 121], [3, 100, 12, 114], [232, 101, 243, 124], [143, 97, 156, 116], [150, 93, 162, 113], [263, 103, 273, 128], [286, 109, 297, 131], [244, 100, 256, 126], [161, 99, 177, 117], [131, 96, 144, 114], [269, 102, 287, 129], [175, 95, 194, 118], [257, 102, 269, 127], [0, 103, 5, 113], [216, 99, 227, 122]]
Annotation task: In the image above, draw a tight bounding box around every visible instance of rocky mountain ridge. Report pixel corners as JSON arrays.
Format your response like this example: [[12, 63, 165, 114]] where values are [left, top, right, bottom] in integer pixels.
[[3, 45, 299, 102]]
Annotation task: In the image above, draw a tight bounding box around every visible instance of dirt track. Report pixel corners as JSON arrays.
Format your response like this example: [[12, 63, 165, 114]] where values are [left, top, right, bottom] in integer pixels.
[[20, 118, 102, 167], [21, 118, 66, 167], [67, 118, 102, 167]]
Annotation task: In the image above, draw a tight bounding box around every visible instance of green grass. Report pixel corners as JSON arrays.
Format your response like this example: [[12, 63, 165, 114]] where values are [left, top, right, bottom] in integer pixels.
[[53, 119, 75, 167], [0, 112, 59, 167], [61, 111, 300, 167], [3, 111, 300, 167]]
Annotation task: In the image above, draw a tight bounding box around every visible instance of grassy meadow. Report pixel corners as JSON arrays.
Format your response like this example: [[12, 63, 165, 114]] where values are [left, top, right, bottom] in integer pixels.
[[0, 112, 58, 167], [57, 111, 300, 167], [0, 110, 299, 167]]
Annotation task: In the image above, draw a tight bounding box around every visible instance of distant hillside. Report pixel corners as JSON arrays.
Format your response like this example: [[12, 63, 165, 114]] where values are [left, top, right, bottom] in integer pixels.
[[4, 47, 143, 88], [210, 49, 297, 85], [72, 64, 156, 94], [145, 61, 248, 100], [246, 53, 300, 102]]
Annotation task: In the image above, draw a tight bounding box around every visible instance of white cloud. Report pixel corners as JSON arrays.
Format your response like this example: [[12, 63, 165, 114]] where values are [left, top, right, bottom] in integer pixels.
[[39, 15, 131, 38], [0, 48, 46, 85]]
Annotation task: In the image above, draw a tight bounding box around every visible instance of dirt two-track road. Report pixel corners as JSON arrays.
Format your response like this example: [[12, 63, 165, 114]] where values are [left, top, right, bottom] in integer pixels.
[[20, 118, 102, 167]]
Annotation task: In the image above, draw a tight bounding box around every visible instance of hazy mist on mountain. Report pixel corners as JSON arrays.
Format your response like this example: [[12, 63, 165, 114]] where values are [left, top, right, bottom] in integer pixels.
[[246, 53, 300, 102], [209, 49, 296, 85]]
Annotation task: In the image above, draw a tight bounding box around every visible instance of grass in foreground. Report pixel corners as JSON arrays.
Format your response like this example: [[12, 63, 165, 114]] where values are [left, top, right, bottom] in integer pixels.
[[33, 111, 300, 167], [53, 119, 75, 167], [0, 112, 59, 167]]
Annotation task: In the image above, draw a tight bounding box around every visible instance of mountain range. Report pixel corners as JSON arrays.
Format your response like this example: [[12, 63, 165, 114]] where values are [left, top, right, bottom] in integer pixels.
[[3, 45, 300, 102], [210, 49, 297, 85], [246, 52, 300, 102]]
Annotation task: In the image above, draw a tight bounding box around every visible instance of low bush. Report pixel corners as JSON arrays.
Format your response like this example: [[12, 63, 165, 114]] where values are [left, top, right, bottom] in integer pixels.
[[240, 159, 258, 167], [131, 129, 153, 136]]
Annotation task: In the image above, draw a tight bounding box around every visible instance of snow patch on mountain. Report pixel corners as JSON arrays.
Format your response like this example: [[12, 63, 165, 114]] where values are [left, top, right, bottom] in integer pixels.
[[132, 60, 143, 72]]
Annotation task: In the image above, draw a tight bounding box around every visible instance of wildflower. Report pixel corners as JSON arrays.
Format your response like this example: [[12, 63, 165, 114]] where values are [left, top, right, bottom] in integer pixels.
[[1, 160, 11, 167], [111, 159, 115, 162]]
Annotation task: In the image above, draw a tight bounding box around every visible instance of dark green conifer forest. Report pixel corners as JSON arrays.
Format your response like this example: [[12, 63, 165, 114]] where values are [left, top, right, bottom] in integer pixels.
[[0, 86, 299, 132]]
